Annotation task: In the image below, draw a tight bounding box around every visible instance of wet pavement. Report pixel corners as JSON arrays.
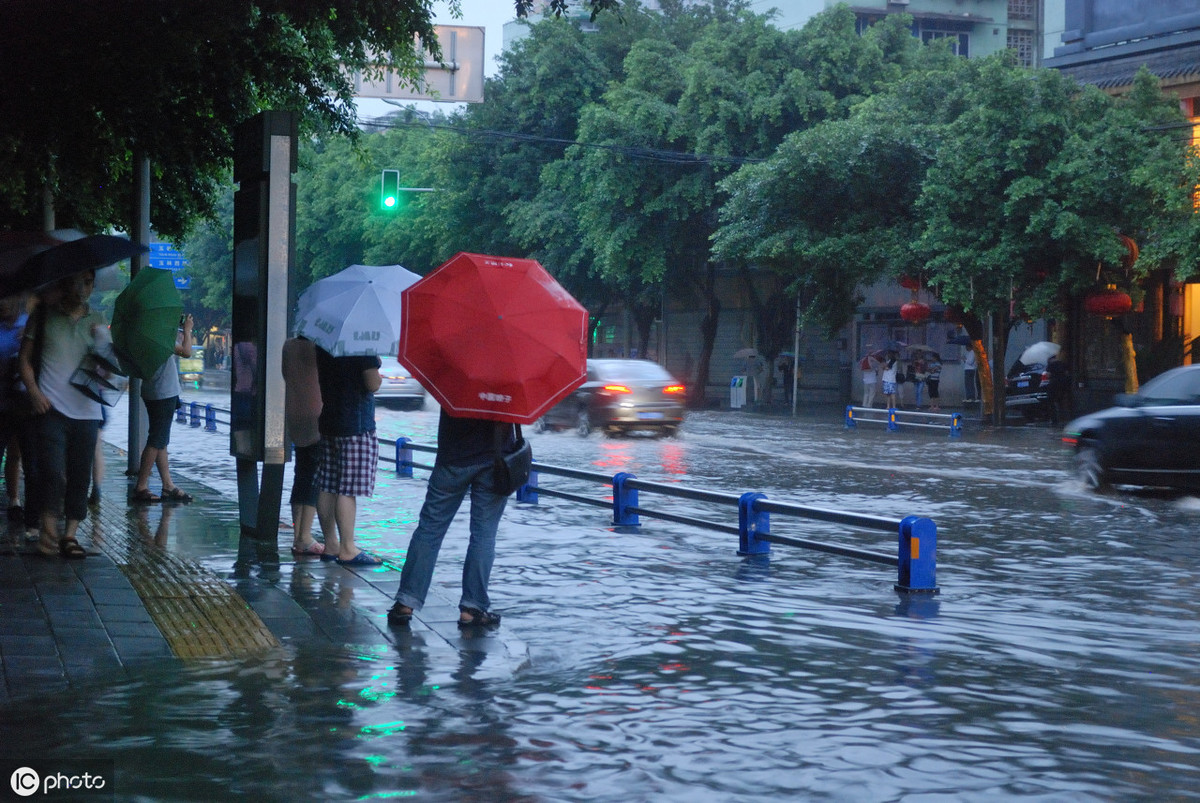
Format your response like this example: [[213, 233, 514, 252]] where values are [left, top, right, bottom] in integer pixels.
[[2, 394, 1198, 801]]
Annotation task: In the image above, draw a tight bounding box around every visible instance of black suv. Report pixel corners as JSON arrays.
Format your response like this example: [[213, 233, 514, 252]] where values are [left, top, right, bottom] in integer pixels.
[[1063, 365, 1200, 492], [1005, 361, 1052, 421]]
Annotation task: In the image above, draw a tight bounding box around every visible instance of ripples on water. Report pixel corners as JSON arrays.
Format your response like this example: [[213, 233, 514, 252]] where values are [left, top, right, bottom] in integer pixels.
[[6, 399, 1194, 800]]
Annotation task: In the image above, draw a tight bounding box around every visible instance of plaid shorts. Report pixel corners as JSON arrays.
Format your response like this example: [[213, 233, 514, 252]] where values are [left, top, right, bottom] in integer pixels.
[[317, 431, 378, 497]]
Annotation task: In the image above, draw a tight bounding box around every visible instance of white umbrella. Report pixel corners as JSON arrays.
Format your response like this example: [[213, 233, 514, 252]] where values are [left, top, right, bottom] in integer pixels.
[[1020, 341, 1060, 366], [295, 264, 421, 356]]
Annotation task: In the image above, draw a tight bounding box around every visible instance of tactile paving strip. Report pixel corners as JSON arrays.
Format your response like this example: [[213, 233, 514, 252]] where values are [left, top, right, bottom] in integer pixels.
[[94, 501, 280, 659]]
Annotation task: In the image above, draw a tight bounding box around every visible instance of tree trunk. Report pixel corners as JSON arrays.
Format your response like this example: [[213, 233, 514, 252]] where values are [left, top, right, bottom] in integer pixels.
[[691, 261, 721, 408], [1121, 332, 1139, 393]]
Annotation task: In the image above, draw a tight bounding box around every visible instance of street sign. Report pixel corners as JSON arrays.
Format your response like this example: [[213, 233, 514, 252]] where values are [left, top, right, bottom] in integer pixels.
[[351, 25, 485, 103], [148, 242, 190, 271]]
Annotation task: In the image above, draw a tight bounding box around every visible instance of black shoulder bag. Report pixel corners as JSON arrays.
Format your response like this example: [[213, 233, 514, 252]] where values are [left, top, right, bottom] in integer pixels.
[[492, 422, 532, 496]]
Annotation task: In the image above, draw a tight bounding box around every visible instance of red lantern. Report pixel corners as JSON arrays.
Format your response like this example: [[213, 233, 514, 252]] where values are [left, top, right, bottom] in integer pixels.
[[898, 274, 921, 291], [900, 301, 931, 324], [1084, 285, 1132, 317]]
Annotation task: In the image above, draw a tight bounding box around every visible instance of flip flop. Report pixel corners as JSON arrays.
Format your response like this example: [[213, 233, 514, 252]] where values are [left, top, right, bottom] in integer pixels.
[[336, 551, 382, 566]]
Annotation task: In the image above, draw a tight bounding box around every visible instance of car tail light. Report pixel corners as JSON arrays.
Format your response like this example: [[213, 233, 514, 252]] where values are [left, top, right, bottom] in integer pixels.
[[601, 384, 632, 394], [1040, 371, 1050, 386], [663, 385, 685, 395]]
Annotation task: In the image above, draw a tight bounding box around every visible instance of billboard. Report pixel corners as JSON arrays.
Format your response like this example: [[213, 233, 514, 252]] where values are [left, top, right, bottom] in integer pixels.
[[351, 25, 485, 104]]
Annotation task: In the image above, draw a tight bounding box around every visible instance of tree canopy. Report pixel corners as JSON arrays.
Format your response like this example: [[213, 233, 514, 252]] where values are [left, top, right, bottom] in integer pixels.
[[0, 0, 621, 239]]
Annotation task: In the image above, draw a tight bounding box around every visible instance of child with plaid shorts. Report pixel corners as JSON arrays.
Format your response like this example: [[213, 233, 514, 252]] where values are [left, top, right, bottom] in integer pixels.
[[314, 348, 382, 565]]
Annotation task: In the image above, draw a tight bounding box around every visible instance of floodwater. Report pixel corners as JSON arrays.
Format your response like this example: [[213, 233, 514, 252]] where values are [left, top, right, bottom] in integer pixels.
[[4, 389, 1199, 801]]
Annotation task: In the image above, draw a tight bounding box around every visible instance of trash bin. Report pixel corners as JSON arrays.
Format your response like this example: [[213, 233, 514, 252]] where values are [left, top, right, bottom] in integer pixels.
[[730, 375, 746, 409]]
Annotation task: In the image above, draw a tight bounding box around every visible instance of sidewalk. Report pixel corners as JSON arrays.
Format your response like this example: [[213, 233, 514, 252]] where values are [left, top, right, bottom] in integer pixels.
[[0, 443, 522, 704]]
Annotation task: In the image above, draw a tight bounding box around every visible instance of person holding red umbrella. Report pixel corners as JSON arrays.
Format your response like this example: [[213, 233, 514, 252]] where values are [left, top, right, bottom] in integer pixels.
[[387, 411, 518, 629]]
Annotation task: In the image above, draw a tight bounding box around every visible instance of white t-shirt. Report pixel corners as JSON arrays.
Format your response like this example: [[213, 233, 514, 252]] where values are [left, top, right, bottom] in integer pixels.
[[142, 352, 182, 401], [32, 307, 106, 421]]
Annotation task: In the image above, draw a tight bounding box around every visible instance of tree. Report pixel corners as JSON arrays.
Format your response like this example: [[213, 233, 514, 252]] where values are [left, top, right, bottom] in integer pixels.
[[0, 0, 621, 240]]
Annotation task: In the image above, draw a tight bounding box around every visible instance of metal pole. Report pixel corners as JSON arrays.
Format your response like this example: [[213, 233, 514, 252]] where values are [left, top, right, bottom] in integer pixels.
[[791, 294, 800, 416], [126, 154, 151, 479]]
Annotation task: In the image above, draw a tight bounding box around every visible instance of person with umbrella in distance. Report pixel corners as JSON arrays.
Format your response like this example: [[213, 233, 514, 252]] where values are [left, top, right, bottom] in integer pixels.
[[314, 345, 383, 566], [128, 313, 194, 503], [16, 269, 107, 558]]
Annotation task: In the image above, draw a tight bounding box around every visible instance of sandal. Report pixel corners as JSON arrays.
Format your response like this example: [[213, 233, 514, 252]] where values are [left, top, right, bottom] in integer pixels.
[[35, 533, 58, 558], [290, 541, 325, 556], [457, 606, 502, 629], [59, 537, 86, 560], [162, 487, 193, 503], [129, 488, 161, 504], [387, 603, 413, 626]]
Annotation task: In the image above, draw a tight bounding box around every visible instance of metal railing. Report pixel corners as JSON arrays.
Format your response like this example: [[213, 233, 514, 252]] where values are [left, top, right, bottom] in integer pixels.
[[844, 405, 962, 438], [174, 405, 938, 593], [386, 436, 938, 594]]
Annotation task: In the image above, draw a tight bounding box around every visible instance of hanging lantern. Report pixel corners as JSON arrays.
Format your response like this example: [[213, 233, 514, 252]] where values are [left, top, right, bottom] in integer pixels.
[[898, 274, 921, 291], [1084, 284, 1132, 317], [900, 300, 931, 324]]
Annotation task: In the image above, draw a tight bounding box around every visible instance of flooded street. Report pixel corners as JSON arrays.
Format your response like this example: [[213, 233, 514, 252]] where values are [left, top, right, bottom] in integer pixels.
[[5, 391, 1199, 801]]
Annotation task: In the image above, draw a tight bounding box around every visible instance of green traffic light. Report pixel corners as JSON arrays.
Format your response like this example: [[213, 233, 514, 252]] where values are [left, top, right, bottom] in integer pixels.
[[380, 169, 400, 212]]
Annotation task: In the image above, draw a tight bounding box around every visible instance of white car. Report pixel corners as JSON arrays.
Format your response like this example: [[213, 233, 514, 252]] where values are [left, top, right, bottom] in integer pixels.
[[375, 367, 427, 410]]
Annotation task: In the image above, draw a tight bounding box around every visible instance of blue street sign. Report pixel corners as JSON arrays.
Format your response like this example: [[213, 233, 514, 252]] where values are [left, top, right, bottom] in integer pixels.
[[149, 242, 190, 271], [174, 276, 191, 290]]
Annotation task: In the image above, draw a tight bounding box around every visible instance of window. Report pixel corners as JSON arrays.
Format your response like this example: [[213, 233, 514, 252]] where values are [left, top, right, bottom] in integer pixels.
[[920, 28, 970, 57], [1008, 28, 1035, 67], [1008, 0, 1036, 22]]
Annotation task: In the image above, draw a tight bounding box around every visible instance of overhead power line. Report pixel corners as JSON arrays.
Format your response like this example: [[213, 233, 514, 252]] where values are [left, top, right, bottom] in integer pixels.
[[358, 114, 766, 166]]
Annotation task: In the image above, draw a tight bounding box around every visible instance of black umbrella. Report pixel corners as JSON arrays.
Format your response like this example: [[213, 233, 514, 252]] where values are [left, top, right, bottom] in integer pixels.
[[0, 233, 146, 297]]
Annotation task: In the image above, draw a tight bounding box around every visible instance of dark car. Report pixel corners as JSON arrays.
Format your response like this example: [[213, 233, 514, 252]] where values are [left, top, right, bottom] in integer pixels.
[[1005, 361, 1052, 420], [1062, 364, 1200, 492], [535, 358, 686, 437]]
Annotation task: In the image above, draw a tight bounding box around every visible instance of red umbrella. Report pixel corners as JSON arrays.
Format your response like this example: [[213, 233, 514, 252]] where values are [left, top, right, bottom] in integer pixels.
[[398, 252, 588, 424]]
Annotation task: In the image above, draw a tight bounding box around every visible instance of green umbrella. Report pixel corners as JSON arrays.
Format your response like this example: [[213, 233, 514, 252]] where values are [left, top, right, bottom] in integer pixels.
[[111, 267, 183, 379]]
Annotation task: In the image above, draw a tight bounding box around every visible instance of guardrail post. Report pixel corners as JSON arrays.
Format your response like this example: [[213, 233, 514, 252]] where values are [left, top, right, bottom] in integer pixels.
[[737, 492, 770, 556], [189, 401, 201, 427], [949, 413, 962, 438], [612, 472, 638, 527], [844, 405, 856, 429], [394, 437, 413, 478], [205, 404, 217, 431], [896, 516, 938, 593], [887, 407, 899, 432], [176, 401, 187, 423], [516, 470, 539, 504]]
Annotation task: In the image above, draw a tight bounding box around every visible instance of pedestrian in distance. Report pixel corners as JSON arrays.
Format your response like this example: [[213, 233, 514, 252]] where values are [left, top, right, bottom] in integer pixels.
[[129, 313, 195, 504], [282, 333, 324, 556], [860, 353, 879, 408], [881, 351, 900, 410], [388, 411, 517, 630], [963, 346, 978, 403], [911, 356, 929, 408], [17, 269, 106, 559], [927, 354, 942, 411], [314, 346, 383, 565]]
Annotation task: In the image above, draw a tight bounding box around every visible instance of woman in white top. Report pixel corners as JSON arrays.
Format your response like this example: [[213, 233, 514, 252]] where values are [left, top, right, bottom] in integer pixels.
[[129, 314, 194, 503], [17, 269, 107, 558]]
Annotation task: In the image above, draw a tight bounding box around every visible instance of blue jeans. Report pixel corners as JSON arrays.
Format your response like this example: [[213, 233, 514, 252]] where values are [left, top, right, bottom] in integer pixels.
[[395, 461, 509, 613], [37, 410, 99, 523]]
